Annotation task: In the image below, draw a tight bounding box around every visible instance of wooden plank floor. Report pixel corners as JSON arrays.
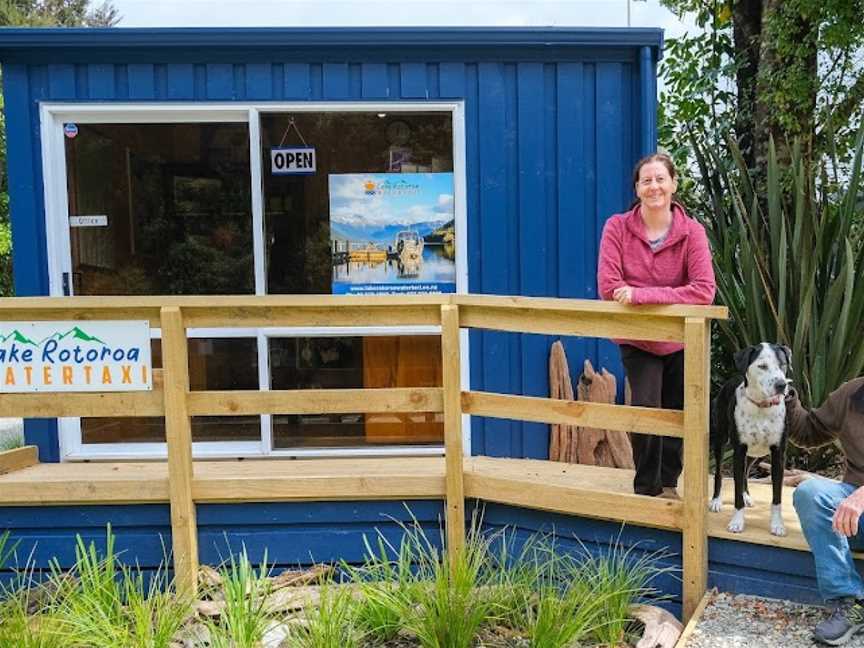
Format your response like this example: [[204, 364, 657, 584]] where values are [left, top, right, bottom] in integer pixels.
[[0, 457, 447, 505], [0, 455, 838, 557]]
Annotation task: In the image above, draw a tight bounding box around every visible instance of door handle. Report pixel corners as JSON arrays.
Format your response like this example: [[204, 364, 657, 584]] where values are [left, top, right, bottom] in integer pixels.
[[62, 272, 70, 296]]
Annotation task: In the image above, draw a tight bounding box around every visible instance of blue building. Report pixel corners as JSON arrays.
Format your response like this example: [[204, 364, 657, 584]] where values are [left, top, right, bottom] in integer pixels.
[[0, 26, 661, 462], [0, 27, 823, 618]]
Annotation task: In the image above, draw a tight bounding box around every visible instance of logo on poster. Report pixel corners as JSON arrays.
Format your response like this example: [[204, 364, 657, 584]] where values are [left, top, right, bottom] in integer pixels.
[[361, 178, 420, 196]]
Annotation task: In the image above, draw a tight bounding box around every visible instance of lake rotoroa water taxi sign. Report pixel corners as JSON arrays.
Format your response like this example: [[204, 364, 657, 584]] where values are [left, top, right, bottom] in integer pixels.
[[0, 321, 152, 392]]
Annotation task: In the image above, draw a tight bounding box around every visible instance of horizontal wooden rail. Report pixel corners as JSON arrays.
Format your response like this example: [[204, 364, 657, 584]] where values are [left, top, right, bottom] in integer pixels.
[[463, 466, 683, 530], [0, 445, 39, 475], [182, 305, 442, 328], [461, 391, 684, 438], [0, 391, 164, 418], [459, 305, 686, 343], [186, 387, 443, 416], [0, 294, 728, 324], [192, 458, 446, 502]]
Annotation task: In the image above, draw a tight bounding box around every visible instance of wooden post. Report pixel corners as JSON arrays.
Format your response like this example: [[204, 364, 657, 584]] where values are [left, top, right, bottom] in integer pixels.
[[682, 317, 710, 622], [160, 306, 199, 596], [441, 304, 465, 566]]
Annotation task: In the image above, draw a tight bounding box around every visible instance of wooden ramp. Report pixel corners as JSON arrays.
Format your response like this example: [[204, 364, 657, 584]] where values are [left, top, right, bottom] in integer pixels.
[[0, 453, 840, 557]]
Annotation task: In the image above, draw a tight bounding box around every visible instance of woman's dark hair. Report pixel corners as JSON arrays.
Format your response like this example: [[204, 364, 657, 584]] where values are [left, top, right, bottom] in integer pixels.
[[627, 153, 681, 211], [632, 152, 677, 185]]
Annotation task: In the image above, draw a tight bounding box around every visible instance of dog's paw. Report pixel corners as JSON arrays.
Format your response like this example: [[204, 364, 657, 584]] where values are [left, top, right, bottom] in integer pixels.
[[727, 509, 746, 534], [770, 504, 786, 537], [708, 497, 723, 513], [743, 492, 754, 508]]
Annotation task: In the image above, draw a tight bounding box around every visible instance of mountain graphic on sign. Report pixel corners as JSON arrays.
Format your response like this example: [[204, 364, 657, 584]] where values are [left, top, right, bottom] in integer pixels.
[[38, 326, 106, 346], [0, 329, 38, 345]]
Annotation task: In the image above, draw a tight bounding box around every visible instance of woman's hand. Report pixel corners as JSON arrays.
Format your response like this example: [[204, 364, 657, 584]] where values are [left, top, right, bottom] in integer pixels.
[[612, 286, 634, 304]]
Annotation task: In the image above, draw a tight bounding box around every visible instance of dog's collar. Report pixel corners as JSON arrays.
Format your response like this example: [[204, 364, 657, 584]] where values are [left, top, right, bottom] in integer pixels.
[[745, 394, 783, 408]]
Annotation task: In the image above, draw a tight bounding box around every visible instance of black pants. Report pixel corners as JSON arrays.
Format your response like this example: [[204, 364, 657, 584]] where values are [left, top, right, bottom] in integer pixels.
[[620, 345, 685, 496]]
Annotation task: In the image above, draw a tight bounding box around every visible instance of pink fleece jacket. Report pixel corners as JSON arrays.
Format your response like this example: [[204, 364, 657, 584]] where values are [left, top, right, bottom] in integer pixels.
[[597, 203, 716, 356]]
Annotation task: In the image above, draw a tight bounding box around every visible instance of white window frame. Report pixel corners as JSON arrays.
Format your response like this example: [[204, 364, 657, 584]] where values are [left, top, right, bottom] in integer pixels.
[[40, 102, 470, 462]]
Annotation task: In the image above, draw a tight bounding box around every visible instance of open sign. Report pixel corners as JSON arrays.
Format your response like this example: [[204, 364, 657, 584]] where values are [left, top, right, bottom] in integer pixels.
[[271, 147, 316, 175]]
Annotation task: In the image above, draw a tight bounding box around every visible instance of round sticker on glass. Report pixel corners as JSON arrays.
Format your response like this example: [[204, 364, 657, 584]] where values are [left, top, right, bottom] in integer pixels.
[[63, 123, 78, 139]]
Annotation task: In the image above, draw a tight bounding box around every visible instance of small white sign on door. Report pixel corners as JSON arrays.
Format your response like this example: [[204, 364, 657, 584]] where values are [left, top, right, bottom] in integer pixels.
[[70, 215, 108, 227], [0, 321, 152, 393], [271, 147, 316, 175]]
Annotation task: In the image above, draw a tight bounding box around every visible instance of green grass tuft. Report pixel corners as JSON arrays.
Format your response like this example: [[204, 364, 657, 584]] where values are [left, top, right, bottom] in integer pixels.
[[0, 433, 24, 452], [205, 548, 274, 648]]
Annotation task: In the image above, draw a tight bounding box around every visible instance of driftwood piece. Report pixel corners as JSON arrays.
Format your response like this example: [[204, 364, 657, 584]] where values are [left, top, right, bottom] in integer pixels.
[[549, 341, 576, 462], [631, 604, 683, 648], [197, 564, 222, 590], [547, 342, 634, 468], [575, 361, 607, 464], [576, 359, 634, 469], [271, 564, 332, 591]]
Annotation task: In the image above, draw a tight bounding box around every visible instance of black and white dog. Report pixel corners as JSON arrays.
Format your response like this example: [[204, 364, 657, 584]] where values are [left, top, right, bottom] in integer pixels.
[[709, 343, 793, 537]]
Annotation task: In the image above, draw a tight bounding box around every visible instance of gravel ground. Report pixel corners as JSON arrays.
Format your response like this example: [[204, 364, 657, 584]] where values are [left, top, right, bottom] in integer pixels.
[[684, 591, 864, 647]]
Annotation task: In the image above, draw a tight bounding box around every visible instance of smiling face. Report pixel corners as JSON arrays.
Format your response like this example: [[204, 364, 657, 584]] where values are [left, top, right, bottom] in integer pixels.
[[736, 343, 792, 401], [635, 160, 678, 212]]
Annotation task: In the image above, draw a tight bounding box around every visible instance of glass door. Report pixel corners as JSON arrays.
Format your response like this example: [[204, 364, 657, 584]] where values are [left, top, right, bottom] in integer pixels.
[[57, 118, 262, 457]]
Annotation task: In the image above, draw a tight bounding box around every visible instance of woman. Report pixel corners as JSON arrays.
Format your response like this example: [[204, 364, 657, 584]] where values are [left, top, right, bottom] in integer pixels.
[[597, 153, 716, 498]]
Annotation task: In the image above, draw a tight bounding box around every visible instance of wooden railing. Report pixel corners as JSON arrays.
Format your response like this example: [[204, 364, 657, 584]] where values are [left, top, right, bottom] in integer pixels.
[[0, 294, 726, 620]]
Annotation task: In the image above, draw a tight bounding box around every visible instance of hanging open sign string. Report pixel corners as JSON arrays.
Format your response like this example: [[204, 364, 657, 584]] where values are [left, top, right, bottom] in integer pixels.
[[277, 117, 309, 148]]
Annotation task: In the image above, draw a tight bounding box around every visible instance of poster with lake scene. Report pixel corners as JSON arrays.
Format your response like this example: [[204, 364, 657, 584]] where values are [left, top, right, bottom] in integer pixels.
[[328, 173, 456, 295]]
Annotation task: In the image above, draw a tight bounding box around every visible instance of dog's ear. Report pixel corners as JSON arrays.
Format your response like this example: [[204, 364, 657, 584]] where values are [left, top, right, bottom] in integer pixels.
[[734, 345, 758, 375], [779, 345, 793, 373]]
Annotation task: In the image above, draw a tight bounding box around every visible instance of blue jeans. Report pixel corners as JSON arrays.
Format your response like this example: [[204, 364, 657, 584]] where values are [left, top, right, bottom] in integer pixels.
[[793, 478, 864, 601]]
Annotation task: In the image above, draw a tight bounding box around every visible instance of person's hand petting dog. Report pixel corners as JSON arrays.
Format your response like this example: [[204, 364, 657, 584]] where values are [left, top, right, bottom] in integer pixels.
[[833, 487, 864, 537], [612, 285, 634, 304]]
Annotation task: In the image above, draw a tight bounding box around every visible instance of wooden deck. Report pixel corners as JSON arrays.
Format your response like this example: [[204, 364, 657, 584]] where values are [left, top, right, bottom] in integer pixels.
[[0, 455, 831, 556]]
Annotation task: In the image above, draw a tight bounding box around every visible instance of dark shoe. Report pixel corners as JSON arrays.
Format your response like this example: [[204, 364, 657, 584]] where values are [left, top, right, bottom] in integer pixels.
[[814, 598, 864, 645]]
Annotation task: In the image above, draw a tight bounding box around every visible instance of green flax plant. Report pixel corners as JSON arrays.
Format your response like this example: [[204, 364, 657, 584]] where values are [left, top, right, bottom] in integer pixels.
[[488, 533, 667, 648], [0, 433, 23, 452], [345, 511, 503, 648], [205, 548, 274, 648], [0, 551, 66, 648], [0, 530, 15, 569], [52, 528, 190, 648], [692, 124, 864, 410], [403, 521, 500, 648], [509, 544, 605, 648], [344, 534, 418, 642], [290, 582, 363, 648], [580, 539, 675, 647]]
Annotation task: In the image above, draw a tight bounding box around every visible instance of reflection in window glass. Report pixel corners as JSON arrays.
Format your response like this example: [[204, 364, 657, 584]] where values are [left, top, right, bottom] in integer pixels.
[[270, 336, 443, 448], [65, 123, 253, 295], [81, 338, 260, 444], [261, 112, 453, 294]]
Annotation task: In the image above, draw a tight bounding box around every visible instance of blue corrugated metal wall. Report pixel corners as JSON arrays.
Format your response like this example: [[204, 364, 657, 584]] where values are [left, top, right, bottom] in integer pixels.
[[0, 501, 444, 581], [5, 44, 657, 461]]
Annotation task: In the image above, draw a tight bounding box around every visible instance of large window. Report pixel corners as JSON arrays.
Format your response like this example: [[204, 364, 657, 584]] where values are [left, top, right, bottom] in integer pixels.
[[51, 105, 462, 459], [65, 123, 254, 296]]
